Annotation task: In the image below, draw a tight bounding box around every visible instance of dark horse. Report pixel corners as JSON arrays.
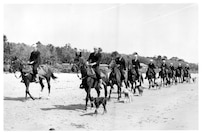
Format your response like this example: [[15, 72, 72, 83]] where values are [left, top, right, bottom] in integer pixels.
[[10, 57, 57, 100], [108, 59, 123, 100], [145, 68, 156, 89], [175, 68, 184, 83], [183, 68, 191, 83], [167, 68, 176, 85], [159, 67, 169, 87], [71, 54, 108, 110], [128, 67, 143, 95]]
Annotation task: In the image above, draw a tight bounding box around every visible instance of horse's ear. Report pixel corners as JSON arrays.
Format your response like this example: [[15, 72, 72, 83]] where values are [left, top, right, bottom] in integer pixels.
[[12, 56, 17, 61], [79, 52, 82, 57]]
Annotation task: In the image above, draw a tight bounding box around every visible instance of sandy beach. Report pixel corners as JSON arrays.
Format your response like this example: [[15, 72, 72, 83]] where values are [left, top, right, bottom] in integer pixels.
[[4, 73, 198, 130]]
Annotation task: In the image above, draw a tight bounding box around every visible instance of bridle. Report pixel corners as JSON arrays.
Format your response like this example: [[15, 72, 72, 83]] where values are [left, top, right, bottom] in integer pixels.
[[11, 59, 22, 79], [72, 61, 88, 80]]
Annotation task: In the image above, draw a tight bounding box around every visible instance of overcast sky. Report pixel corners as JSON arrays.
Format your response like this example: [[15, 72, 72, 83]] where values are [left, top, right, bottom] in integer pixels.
[[4, 3, 198, 63]]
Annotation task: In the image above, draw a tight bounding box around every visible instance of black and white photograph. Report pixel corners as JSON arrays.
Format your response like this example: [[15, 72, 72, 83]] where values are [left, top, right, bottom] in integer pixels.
[[3, 0, 201, 131]]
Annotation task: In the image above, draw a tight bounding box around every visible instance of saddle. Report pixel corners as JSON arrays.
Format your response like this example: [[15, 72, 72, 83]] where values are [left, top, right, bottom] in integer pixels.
[[86, 66, 97, 79], [22, 65, 33, 74], [37, 65, 48, 77]]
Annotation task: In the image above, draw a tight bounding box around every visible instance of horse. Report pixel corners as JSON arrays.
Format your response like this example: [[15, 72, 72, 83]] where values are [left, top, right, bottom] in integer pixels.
[[10, 57, 57, 100], [108, 59, 123, 100], [175, 68, 184, 83], [159, 67, 169, 87], [183, 68, 191, 83], [145, 68, 156, 89], [167, 68, 176, 85], [71, 54, 108, 110], [127, 67, 143, 95]]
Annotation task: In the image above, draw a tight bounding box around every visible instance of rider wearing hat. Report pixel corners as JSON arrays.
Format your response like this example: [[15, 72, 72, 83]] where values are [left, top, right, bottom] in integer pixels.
[[184, 64, 190, 75], [28, 43, 41, 83], [131, 52, 141, 79], [87, 47, 103, 88], [177, 63, 183, 70], [170, 62, 175, 71], [115, 52, 126, 81], [161, 58, 168, 70], [146, 59, 156, 79]]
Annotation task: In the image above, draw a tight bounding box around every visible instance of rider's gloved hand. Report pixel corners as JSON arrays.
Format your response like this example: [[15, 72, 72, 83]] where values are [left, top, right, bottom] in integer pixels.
[[28, 61, 34, 65]]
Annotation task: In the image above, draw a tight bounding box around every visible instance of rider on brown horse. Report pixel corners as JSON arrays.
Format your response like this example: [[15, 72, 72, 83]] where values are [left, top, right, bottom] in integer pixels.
[[161, 59, 168, 71], [21, 43, 41, 83], [177, 63, 183, 72], [131, 52, 141, 79], [86, 47, 103, 88], [170, 62, 175, 71], [146, 59, 156, 79], [114, 52, 126, 81]]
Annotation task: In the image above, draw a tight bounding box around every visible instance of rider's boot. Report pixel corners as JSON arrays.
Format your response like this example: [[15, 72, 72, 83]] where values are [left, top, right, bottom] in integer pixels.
[[35, 74, 39, 83], [99, 79, 103, 89]]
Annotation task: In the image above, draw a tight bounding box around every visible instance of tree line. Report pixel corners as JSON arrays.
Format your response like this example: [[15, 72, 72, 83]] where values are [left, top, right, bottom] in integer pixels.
[[3, 35, 198, 73]]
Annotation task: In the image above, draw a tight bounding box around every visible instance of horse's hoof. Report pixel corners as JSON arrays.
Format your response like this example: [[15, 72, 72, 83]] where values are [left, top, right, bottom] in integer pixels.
[[49, 128, 55, 131]]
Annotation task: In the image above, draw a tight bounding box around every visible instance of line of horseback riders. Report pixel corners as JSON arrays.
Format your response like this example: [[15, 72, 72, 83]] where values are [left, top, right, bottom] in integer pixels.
[[12, 43, 191, 89], [146, 58, 191, 89], [75, 47, 191, 90], [9, 43, 191, 108]]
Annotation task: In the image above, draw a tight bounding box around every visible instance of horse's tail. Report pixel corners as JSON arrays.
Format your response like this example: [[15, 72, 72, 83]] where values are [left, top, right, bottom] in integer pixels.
[[51, 73, 57, 79]]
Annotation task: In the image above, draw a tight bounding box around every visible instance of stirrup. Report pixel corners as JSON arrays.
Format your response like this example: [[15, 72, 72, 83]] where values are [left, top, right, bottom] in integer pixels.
[[35, 79, 39, 83], [79, 84, 84, 89]]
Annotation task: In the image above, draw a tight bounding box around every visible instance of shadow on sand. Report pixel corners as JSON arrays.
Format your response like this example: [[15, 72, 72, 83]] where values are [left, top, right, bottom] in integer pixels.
[[41, 104, 86, 111], [4, 96, 26, 102], [80, 112, 96, 116]]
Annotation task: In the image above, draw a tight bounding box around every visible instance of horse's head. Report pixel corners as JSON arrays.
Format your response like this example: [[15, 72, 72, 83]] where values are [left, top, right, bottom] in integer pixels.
[[10, 57, 23, 73], [71, 52, 87, 74], [109, 59, 117, 69], [10, 57, 31, 74]]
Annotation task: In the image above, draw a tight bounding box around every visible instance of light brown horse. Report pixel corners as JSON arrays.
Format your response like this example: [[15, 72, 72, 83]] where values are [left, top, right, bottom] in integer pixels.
[[10, 57, 57, 100], [71, 54, 109, 110]]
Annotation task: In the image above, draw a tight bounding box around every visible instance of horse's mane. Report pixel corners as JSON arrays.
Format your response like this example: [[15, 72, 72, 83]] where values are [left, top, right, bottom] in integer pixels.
[[109, 59, 117, 69]]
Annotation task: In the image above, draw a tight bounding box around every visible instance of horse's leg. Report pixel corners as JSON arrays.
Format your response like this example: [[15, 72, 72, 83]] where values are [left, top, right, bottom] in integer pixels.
[[162, 78, 165, 87], [176, 77, 177, 83], [148, 79, 151, 89], [96, 86, 100, 97], [134, 81, 137, 94], [103, 84, 108, 98], [24, 81, 28, 99], [130, 82, 134, 93], [108, 84, 113, 100], [153, 78, 156, 87], [24, 81, 35, 100], [39, 78, 44, 99], [117, 85, 120, 100], [85, 87, 91, 110], [119, 85, 122, 100], [124, 80, 128, 89], [117, 84, 121, 100], [46, 77, 51, 98]]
